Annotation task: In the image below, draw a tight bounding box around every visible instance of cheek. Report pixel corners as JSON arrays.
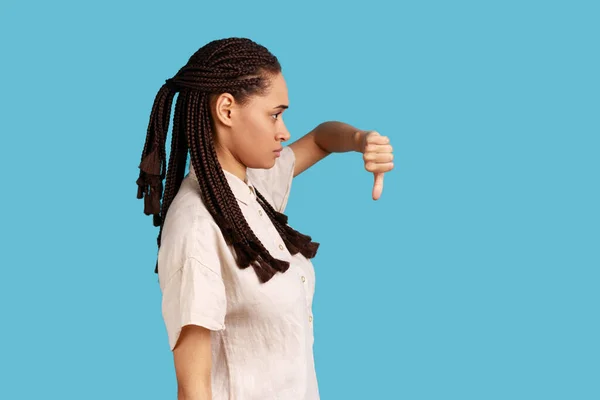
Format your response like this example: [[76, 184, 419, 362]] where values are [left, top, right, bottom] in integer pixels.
[[233, 116, 274, 167], [234, 114, 256, 143], [238, 119, 264, 148], [242, 115, 272, 144]]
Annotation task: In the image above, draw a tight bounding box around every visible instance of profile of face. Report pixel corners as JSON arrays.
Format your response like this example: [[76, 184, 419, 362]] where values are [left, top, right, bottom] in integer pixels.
[[211, 72, 291, 172]]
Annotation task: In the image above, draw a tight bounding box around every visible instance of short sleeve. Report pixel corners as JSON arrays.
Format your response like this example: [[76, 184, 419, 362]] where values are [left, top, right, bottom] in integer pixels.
[[161, 256, 227, 351], [247, 145, 296, 212]]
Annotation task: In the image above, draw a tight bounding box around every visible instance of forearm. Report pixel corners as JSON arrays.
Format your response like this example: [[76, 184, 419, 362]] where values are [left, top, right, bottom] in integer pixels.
[[311, 121, 368, 154], [174, 325, 213, 400]]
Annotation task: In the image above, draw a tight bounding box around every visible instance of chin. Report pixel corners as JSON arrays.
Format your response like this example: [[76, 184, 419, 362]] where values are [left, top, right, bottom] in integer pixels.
[[266, 158, 277, 168], [260, 160, 277, 169], [247, 158, 277, 170]]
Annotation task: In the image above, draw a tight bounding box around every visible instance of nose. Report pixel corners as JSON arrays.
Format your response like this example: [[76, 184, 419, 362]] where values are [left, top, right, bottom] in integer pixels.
[[277, 124, 291, 143]]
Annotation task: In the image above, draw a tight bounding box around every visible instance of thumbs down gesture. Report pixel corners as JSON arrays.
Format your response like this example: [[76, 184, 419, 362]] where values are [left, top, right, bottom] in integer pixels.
[[359, 131, 394, 200]]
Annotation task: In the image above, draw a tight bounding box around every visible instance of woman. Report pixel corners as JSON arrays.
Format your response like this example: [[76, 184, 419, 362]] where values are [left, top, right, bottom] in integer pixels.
[[136, 37, 394, 400]]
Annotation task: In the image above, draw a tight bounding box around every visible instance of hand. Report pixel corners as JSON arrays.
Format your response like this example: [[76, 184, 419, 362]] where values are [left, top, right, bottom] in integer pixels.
[[359, 131, 394, 200]]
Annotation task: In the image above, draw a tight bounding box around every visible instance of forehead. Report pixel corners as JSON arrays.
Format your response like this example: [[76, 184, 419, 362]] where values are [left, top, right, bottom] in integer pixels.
[[256, 73, 288, 104]]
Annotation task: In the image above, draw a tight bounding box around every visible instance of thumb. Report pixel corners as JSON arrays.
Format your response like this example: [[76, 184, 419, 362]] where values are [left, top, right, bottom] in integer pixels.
[[372, 172, 384, 200]]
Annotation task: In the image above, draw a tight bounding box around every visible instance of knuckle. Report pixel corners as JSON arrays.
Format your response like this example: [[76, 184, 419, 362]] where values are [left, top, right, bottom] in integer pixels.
[[367, 131, 380, 140]]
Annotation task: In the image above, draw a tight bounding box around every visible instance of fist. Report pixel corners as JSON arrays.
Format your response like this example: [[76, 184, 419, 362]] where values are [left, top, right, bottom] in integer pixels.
[[360, 131, 394, 200]]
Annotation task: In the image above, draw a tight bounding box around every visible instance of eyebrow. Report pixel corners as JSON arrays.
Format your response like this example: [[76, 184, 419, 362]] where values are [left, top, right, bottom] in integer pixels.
[[273, 105, 289, 110]]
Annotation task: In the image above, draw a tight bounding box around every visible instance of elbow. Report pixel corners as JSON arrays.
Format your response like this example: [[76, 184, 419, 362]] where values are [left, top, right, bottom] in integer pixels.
[[177, 382, 211, 400]]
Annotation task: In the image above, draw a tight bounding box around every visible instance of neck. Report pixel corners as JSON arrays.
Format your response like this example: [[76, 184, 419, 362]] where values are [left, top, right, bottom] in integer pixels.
[[215, 145, 248, 183]]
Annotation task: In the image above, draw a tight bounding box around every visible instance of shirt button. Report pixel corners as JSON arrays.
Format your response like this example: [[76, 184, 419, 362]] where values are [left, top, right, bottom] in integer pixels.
[[258, 210, 263, 216], [301, 276, 306, 283], [309, 316, 313, 323], [279, 244, 284, 250]]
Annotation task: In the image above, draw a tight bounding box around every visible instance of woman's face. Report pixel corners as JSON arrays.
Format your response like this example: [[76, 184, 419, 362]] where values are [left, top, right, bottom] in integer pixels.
[[212, 72, 291, 170]]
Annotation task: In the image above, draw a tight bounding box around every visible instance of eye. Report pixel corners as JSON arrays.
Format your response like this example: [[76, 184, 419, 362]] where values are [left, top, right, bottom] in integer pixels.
[[271, 112, 282, 120]]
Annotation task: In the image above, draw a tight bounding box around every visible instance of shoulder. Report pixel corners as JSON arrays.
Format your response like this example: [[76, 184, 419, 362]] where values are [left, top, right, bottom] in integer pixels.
[[163, 176, 213, 223], [158, 177, 226, 284]]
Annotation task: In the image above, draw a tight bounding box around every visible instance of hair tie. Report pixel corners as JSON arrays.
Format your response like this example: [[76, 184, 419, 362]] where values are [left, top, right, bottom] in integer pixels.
[[165, 78, 179, 92]]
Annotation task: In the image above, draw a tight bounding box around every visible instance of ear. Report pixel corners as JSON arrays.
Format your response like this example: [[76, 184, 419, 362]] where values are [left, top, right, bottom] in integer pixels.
[[213, 93, 235, 127]]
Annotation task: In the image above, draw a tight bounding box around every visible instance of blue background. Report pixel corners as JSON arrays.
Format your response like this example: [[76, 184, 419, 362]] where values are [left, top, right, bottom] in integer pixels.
[[1, 0, 598, 398]]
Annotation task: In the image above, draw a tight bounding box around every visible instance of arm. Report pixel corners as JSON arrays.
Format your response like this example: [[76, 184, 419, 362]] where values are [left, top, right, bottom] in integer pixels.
[[173, 325, 213, 400], [288, 120, 394, 200], [288, 121, 368, 177]]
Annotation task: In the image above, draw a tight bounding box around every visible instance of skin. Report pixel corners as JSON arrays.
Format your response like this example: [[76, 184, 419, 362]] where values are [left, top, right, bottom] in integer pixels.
[[174, 325, 212, 400], [291, 122, 394, 200]]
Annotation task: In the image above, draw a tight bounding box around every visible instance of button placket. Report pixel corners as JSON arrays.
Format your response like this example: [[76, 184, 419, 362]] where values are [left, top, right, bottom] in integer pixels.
[[298, 265, 312, 317]]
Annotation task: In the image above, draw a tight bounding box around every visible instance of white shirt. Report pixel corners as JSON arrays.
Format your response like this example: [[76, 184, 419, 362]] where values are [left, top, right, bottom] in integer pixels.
[[157, 146, 320, 400]]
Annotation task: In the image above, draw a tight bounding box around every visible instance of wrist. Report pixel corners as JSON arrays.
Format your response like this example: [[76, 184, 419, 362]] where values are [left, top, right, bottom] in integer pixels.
[[353, 130, 369, 153]]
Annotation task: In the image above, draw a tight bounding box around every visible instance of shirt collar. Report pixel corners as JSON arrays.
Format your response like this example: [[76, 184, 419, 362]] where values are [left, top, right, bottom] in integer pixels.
[[189, 163, 255, 206]]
